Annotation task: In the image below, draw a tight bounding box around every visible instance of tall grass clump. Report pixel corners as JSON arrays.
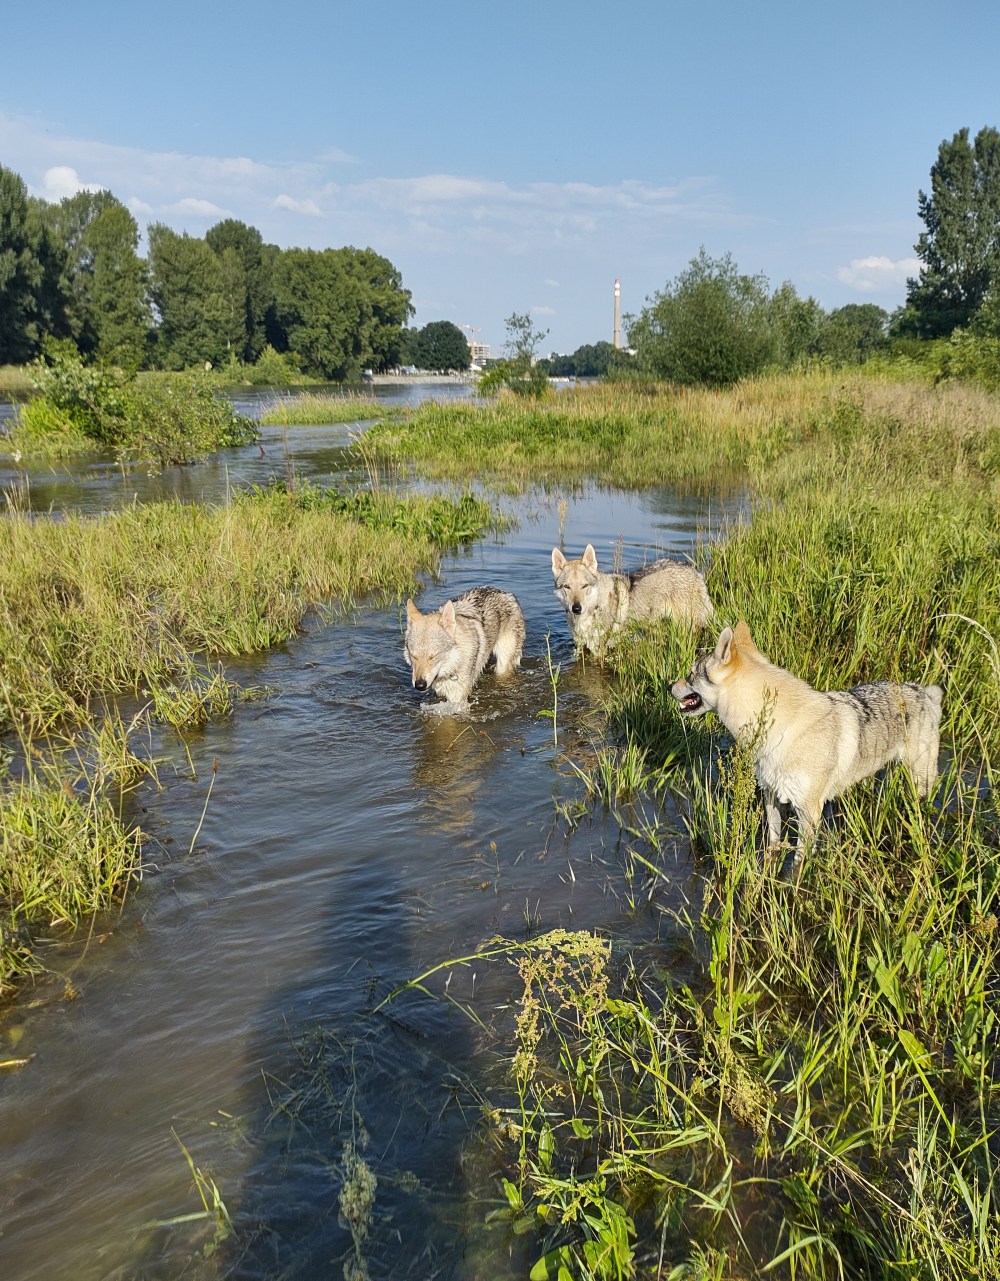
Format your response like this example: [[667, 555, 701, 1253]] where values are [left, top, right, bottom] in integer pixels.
[[258, 391, 385, 426], [363, 374, 836, 490], [0, 485, 500, 737], [1, 734, 146, 994]]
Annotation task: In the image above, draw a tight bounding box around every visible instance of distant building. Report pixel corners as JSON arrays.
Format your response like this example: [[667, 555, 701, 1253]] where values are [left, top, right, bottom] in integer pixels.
[[468, 338, 491, 366]]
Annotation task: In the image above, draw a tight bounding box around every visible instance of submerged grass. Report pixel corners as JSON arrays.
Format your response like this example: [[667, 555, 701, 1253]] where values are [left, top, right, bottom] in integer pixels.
[[373, 372, 1000, 1277]]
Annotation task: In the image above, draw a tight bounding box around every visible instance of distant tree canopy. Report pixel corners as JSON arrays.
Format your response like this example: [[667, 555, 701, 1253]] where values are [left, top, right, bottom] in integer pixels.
[[542, 341, 618, 378], [627, 252, 890, 386], [408, 320, 471, 370], [0, 163, 412, 379], [629, 250, 778, 386], [904, 126, 1000, 338], [0, 164, 68, 364], [270, 246, 412, 380]]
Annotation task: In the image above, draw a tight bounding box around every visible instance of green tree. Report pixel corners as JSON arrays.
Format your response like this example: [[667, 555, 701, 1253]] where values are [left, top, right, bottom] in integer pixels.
[[340, 246, 413, 372], [0, 165, 68, 363], [205, 219, 274, 362], [817, 304, 889, 365], [42, 188, 121, 352], [271, 246, 411, 379], [271, 247, 366, 380], [148, 225, 227, 369], [628, 249, 777, 386], [81, 203, 148, 369], [905, 126, 1000, 338], [768, 282, 825, 367], [479, 311, 549, 397], [410, 320, 471, 370]]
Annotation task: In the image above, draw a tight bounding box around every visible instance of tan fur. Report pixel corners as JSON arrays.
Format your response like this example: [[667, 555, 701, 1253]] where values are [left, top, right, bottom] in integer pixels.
[[671, 621, 943, 857], [551, 543, 712, 656], [404, 586, 525, 706]]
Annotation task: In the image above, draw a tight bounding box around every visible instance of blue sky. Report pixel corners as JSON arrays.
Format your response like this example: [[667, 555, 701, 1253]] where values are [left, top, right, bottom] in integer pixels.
[[2, 0, 998, 355]]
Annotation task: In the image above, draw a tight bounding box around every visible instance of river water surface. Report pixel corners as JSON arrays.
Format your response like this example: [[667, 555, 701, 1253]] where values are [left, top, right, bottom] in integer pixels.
[[0, 387, 738, 1279]]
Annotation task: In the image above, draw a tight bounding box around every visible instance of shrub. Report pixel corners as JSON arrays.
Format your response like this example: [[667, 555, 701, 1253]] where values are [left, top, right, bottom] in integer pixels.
[[8, 350, 258, 465]]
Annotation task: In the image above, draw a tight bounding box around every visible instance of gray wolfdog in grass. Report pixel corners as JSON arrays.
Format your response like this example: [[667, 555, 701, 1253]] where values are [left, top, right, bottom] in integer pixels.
[[551, 543, 713, 655], [404, 586, 525, 706], [670, 621, 943, 858]]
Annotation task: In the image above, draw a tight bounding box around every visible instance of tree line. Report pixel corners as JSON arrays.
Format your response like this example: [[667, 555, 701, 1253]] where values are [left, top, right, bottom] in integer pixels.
[[4, 125, 998, 388], [622, 126, 1000, 387], [0, 164, 413, 379]]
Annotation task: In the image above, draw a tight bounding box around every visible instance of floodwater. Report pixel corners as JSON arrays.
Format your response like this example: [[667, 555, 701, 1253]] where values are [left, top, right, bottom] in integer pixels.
[[0, 387, 738, 1280]]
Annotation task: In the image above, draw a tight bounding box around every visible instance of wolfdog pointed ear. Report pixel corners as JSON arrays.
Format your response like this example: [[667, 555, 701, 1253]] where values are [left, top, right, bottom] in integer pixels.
[[551, 547, 566, 575], [714, 626, 735, 661], [732, 620, 756, 651], [582, 544, 598, 570], [405, 599, 421, 622], [440, 600, 457, 635]]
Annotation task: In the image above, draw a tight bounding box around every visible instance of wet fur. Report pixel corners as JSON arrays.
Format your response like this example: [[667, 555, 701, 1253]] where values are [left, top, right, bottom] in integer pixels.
[[551, 543, 713, 655], [670, 621, 943, 856], [404, 586, 525, 706]]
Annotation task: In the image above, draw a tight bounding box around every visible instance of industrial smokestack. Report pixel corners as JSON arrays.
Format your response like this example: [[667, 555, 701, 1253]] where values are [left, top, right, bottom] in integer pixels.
[[613, 278, 621, 349]]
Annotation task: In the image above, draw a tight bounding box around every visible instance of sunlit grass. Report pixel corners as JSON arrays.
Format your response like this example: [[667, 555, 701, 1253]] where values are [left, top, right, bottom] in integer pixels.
[[258, 391, 386, 426], [0, 485, 497, 736]]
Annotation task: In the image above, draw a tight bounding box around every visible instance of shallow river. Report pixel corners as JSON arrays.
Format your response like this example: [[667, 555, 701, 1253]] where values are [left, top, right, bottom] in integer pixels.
[[0, 389, 737, 1279]]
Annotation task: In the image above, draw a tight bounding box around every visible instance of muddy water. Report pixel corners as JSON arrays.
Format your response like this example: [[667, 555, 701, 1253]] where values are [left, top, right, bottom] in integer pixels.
[[0, 406, 738, 1280]]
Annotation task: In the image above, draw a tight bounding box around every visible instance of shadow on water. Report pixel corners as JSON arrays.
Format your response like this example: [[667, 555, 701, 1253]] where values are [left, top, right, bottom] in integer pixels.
[[0, 460, 742, 1280]]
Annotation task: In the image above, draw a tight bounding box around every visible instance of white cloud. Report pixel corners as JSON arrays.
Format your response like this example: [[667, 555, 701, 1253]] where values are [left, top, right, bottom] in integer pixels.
[[532, 305, 556, 316], [39, 165, 103, 200], [172, 197, 227, 217], [837, 255, 920, 293], [127, 197, 154, 216], [272, 194, 322, 216]]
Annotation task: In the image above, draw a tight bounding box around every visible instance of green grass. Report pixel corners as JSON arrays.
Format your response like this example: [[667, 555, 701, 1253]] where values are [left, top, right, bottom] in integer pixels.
[[258, 391, 389, 426], [372, 371, 1000, 1278]]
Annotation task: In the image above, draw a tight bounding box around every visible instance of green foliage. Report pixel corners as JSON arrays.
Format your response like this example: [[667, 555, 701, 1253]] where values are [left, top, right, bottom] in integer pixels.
[[258, 392, 381, 425], [271, 246, 412, 380], [542, 341, 620, 378], [0, 165, 69, 364], [205, 218, 274, 363], [1, 743, 144, 992], [816, 302, 890, 365], [42, 190, 148, 368], [408, 319, 472, 371], [768, 281, 825, 366], [907, 125, 1000, 337], [479, 312, 550, 398], [270, 480, 498, 545], [147, 223, 229, 369], [628, 249, 778, 386], [936, 327, 1000, 391], [11, 347, 258, 465]]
